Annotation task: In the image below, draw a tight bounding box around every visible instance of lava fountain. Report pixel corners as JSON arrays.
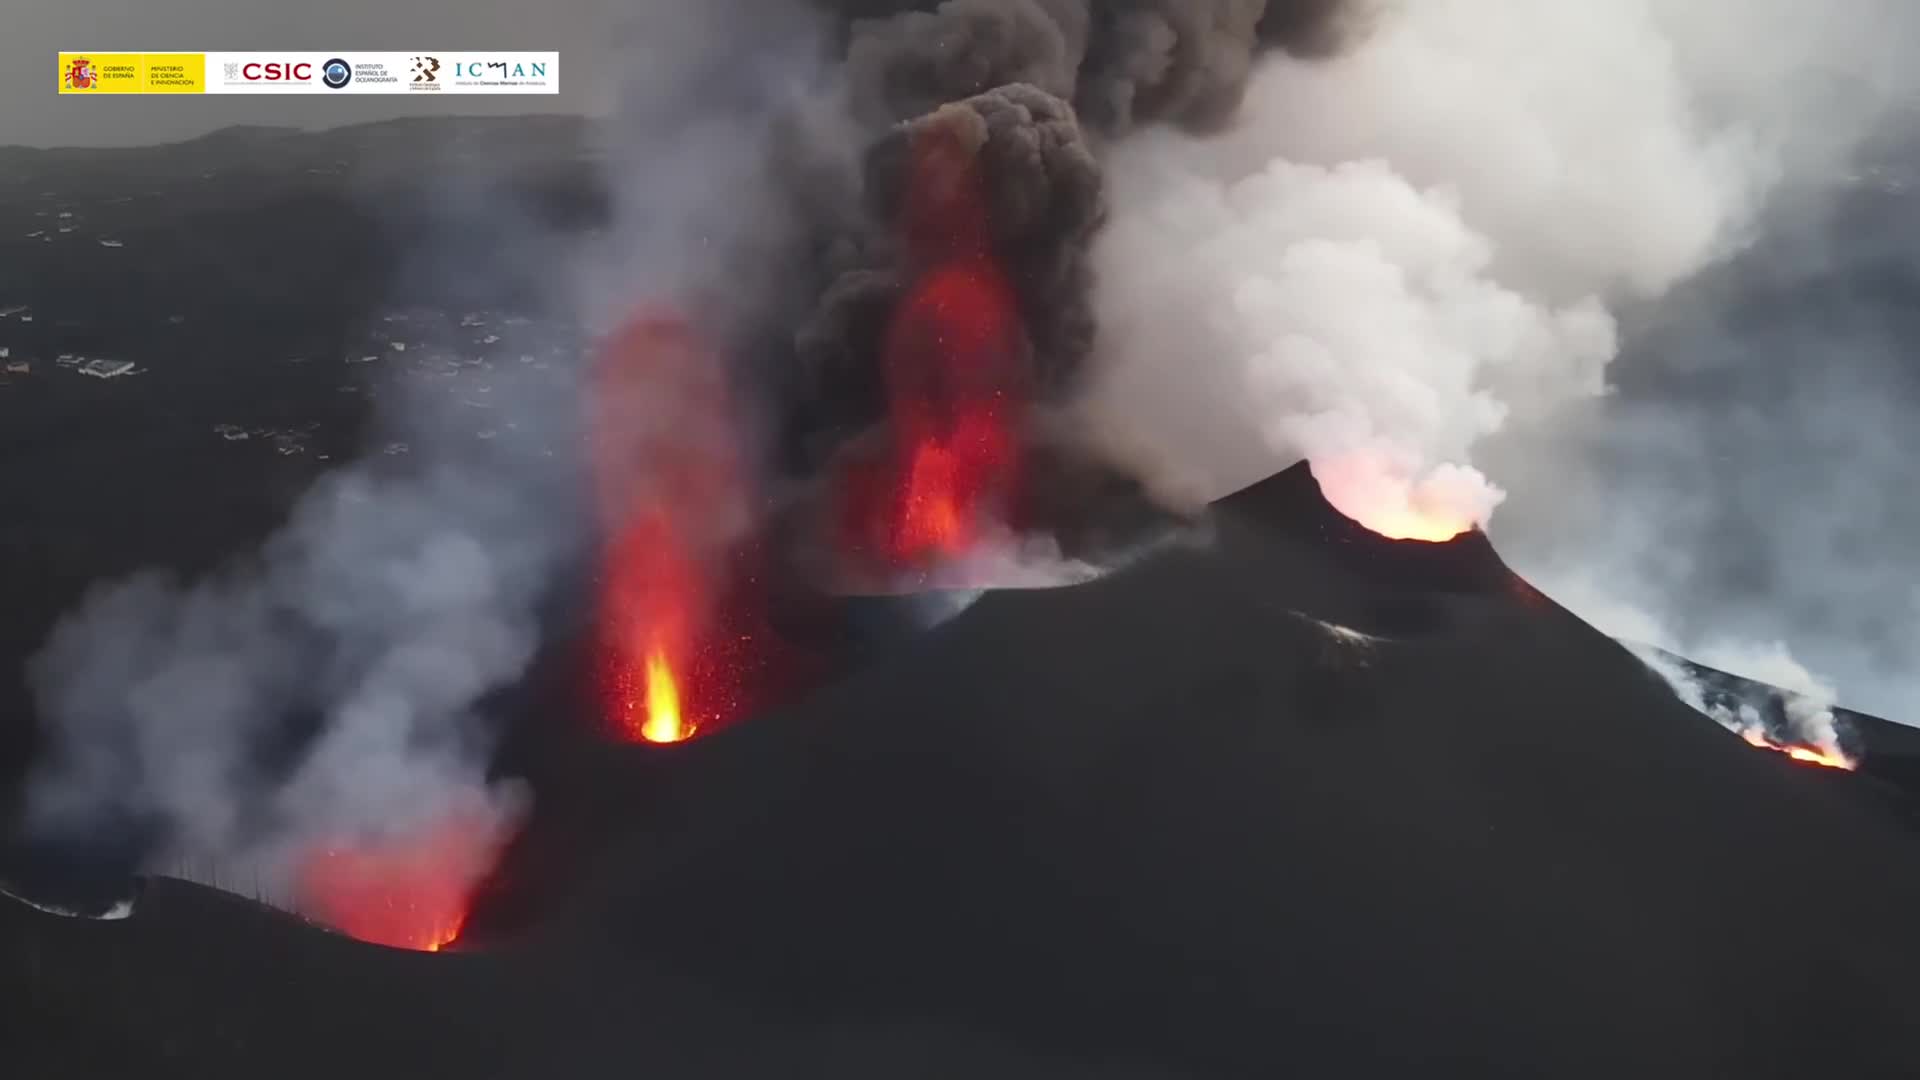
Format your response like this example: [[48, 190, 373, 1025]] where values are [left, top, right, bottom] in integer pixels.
[[838, 121, 1030, 573], [641, 647, 687, 744], [589, 312, 771, 744], [598, 508, 708, 743]]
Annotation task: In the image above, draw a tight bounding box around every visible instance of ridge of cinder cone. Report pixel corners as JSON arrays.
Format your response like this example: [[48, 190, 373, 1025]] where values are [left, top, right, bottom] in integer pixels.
[[564, 460, 1920, 1076], [12, 461, 1920, 1077], [1213, 460, 1514, 594]]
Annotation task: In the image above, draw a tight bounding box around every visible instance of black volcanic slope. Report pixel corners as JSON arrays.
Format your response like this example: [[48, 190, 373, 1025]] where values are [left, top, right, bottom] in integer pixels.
[[0, 117, 607, 797], [8, 462, 1920, 1078]]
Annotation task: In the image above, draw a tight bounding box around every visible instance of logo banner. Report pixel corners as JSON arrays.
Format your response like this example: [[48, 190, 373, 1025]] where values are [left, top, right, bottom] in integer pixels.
[[59, 53, 206, 94], [59, 52, 558, 95]]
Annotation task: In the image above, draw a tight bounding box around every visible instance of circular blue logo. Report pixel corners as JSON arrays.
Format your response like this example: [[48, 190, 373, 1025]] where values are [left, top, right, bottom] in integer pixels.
[[321, 58, 352, 89]]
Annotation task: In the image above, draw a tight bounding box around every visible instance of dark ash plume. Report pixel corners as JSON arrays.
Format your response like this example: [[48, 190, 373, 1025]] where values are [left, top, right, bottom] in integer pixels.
[[789, 0, 1364, 466], [1079, 0, 1270, 132], [842, 0, 1091, 127], [826, 0, 1360, 134], [797, 84, 1104, 451]]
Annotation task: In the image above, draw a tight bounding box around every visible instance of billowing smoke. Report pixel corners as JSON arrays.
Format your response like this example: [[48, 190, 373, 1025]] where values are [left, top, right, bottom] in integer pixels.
[[16, 2, 832, 922], [1080, 145, 1617, 529], [1073, 0, 1786, 531], [832, 0, 1354, 134], [1068, 0, 1920, 725], [797, 82, 1104, 440], [791, 0, 1362, 464], [23, 400, 569, 921]]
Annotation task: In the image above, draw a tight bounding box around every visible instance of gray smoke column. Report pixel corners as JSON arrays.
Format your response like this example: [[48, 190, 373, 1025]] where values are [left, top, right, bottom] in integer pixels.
[[17, 2, 842, 921], [792, 0, 1364, 463], [798, 83, 1104, 432], [23, 407, 570, 915], [1074, 0, 1917, 540], [832, 0, 1356, 131]]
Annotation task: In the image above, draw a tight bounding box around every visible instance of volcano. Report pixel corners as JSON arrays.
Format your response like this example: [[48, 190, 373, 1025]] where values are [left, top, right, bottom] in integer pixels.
[[8, 461, 1920, 1078]]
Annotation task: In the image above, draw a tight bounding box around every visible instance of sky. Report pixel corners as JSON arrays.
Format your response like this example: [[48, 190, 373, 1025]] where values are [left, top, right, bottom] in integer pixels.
[[5, 0, 617, 147]]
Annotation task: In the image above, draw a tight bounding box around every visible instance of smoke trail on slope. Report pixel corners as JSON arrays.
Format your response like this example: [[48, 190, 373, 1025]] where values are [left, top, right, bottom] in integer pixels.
[[1581, 587, 1851, 759], [15, 3, 839, 925], [1469, 2, 1920, 723]]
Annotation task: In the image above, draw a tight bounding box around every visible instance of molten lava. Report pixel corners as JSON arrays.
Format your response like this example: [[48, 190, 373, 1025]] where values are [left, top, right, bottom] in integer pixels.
[[589, 312, 798, 743], [839, 121, 1028, 572], [1310, 454, 1478, 543], [295, 817, 503, 951], [640, 648, 690, 743], [596, 505, 709, 744], [1740, 726, 1856, 771], [1348, 506, 1472, 544]]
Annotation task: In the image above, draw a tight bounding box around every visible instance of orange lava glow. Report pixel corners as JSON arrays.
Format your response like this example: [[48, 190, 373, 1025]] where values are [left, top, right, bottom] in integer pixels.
[[295, 817, 500, 951], [839, 124, 1028, 569], [589, 312, 788, 744], [1309, 455, 1477, 543], [640, 647, 691, 744], [1350, 507, 1471, 544], [863, 391, 1020, 564], [1740, 727, 1857, 771], [597, 507, 715, 744]]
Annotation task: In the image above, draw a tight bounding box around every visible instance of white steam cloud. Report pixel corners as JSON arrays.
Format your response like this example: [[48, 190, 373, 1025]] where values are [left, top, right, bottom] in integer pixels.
[[25, 414, 562, 910], [1078, 0, 1920, 721], [1077, 0, 1904, 531]]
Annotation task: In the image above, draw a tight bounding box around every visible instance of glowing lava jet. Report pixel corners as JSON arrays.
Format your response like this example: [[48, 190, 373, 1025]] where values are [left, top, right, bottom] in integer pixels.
[[838, 121, 1029, 572], [1740, 726, 1857, 771], [641, 647, 686, 744], [589, 313, 766, 744], [599, 509, 707, 744]]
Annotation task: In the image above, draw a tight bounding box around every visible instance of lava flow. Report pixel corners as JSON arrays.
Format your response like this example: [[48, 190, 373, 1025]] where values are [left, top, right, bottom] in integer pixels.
[[839, 121, 1029, 571], [1740, 726, 1857, 771], [589, 312, 769, 744]]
